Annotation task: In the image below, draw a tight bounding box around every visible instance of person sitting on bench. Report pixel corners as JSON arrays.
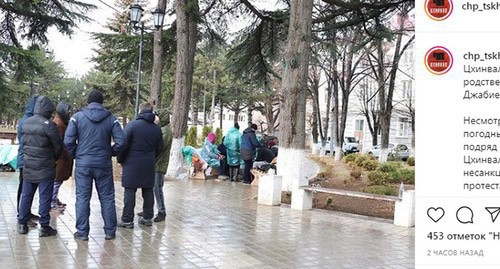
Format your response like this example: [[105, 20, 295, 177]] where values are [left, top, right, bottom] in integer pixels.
[[253, 147, 276, 172], [200, 132, 224, 176], [182, 146, 207, 177]]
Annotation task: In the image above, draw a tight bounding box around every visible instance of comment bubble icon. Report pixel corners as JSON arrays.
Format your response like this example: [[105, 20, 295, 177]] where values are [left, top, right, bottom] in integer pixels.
[[456, 206, 474, 224]]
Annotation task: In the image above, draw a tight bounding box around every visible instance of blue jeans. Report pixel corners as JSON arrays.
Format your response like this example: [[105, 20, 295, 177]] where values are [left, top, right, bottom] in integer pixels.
[[75, 166, 117, 237], [121, 187, 154, 221], [52, 181, 63, 208], [18, 179, 53, 226], [154, 172, 166, 214]]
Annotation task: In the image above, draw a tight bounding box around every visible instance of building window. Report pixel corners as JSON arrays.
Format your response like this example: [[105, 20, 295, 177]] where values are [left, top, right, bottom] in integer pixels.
[[229, 114, 234, 121], [238, 115, 245, 122], [397, 117, 409, 137], [402, 80, 413, 99], [355, 119, 364, 131], [403, 49, 414, 64]]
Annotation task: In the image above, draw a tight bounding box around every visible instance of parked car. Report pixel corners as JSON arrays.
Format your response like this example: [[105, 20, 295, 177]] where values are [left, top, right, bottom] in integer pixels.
[[318, 136, 359, 154], [368, 143, 410, 161]]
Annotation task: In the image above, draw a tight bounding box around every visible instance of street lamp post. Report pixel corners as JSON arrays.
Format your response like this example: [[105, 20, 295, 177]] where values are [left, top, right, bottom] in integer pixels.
[[129, 3, 165, 115]]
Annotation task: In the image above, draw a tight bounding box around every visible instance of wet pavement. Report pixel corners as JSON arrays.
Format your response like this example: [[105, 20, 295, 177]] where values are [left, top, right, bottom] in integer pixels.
[[0, 171, 414, 268]]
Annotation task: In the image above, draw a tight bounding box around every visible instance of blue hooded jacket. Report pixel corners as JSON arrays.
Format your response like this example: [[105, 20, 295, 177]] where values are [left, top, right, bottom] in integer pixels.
[[240, 127, 261, 151], [64, 102, 125, 168], [16, 96, 38, 169]]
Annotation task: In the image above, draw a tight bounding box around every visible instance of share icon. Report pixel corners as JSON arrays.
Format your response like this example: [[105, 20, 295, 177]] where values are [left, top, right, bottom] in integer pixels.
[[485, 207, 500, 223]]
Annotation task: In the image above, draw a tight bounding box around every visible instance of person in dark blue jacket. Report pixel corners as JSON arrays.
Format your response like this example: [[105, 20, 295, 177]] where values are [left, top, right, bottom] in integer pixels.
[[16, 96, 40, 227], [64, 90, 125, 241], [240, 123, 262, 184], [117, 102, 164, 228]]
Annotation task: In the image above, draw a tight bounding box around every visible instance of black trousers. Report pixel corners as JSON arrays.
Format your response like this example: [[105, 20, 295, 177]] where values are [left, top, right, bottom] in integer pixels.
[[243, 160, 253, 183], [121, 187, 154, 222], [228, 165, 240, 181]]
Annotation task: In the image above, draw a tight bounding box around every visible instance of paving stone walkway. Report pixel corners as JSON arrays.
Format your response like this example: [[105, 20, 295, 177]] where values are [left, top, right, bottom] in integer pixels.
[[0, 171, 414, 268]]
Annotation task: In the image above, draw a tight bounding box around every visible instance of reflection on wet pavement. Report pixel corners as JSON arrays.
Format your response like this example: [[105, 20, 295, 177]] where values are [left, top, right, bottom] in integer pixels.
[[0, 172, 414, 268]]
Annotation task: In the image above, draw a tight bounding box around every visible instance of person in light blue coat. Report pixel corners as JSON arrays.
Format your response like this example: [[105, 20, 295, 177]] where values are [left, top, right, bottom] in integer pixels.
[[200, 132, 222, 176]]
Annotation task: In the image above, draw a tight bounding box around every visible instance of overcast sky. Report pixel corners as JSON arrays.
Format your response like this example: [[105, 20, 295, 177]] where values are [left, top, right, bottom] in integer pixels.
[[46, 0, 283, 78], [46, 1, 113, 77]]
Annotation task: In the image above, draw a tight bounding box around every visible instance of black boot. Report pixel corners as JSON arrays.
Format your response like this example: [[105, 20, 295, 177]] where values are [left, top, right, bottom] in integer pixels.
[[233, 167, 240, 182], [229, 167, 234, 181], [39, 226, 57, 237]]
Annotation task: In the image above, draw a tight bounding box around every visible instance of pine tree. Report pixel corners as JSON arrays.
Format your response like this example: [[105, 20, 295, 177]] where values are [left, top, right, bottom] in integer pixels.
[[185, 126, 198, 147]]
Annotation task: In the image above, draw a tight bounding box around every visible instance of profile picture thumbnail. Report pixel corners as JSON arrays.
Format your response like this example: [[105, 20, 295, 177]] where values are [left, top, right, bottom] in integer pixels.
[[424, 46, 453, 75], [425, 0, 453, 21]]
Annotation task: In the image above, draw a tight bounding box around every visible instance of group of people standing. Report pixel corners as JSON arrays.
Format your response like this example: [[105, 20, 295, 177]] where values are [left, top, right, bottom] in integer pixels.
[[16, 90, 172, 240], [186, 123, 277, 184], [15, 89, 277, 240]]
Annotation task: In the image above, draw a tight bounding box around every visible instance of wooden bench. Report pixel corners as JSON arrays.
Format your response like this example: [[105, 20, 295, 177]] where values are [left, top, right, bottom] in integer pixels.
[[0, 131, 16, 145], [295, 185, 415, 227]]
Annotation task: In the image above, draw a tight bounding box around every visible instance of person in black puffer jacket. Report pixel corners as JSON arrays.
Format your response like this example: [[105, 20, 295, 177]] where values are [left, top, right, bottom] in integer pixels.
[[16, 96, 40, 225], [18, 96, 62, 237]]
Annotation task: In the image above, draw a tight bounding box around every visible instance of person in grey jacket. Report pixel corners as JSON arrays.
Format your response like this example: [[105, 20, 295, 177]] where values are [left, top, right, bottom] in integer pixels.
[[64, 90, 125, 241], [18, 96, 62, 237]]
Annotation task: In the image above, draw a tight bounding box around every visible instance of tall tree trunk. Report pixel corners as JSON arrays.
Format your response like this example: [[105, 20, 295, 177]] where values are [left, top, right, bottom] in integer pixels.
[[331, 55, 340, 157], [167, 0, 198, 178], [149, 0, 167, 109], [264, 77, 276, 135], [336, 32, 359, 161], [322, 82, 332, 150], [210, 69, 216, 128], [246, 101, 253, 127], [233, 108, 240, 126], [378, 16, 409, 163], [311, 97, 318, 143], [219, 101, 223, 129], [277, 0, 313, 204], [190, 98, 198, 125], [264, 98, 275, 135], [411, 109, 415, 153], [310, 65, 321, 148], [375, 36, 389, 162]]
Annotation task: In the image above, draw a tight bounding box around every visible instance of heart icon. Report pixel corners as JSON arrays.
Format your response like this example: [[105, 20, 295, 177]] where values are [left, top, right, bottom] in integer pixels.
[[427, 207, 445, 223]]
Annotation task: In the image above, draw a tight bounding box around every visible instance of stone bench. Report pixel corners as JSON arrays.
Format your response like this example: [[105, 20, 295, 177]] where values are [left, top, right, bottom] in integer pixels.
[[296, 186, 415, 227]]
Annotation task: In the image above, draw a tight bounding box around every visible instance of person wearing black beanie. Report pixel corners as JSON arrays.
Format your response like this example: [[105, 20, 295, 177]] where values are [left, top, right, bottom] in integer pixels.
[[87, 90, 104, 104], [64, 89, 125, 241]]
